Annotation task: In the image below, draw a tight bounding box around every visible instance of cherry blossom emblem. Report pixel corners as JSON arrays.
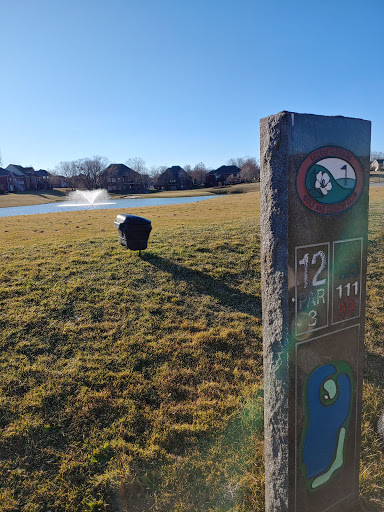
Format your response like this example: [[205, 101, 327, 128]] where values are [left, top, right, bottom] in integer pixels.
[[296, 147, 364, 215], [315, 171, 332, 196]]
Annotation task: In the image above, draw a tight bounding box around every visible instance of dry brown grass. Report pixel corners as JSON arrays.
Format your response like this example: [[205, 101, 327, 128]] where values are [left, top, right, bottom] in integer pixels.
[[0, 189, 67, 208], [0, 189, 382, 511]]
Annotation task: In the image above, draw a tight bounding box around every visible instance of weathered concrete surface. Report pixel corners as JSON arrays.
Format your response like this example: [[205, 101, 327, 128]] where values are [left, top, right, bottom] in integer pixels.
[[260, 112, 290, 512], [260, 112, 371, 512]]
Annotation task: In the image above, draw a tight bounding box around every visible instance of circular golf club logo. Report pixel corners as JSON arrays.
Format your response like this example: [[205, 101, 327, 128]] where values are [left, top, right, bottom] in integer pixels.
[[296, 147, 364, 215]]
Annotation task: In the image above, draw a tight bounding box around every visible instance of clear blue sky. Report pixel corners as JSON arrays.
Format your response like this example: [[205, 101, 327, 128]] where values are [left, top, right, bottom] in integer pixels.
[[1, 0, 383, 171]]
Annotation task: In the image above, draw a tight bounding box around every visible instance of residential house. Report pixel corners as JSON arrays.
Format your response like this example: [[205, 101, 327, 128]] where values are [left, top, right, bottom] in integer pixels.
[[100, 164, 145, 193], [204, 165, 241, 187], [49, 174, 70, 188], [6, 164, 28, 191], [371, 159, 384, 172], [8, 165, 38, 189], [0, 168, 15, 192], [156, 166, 193, 191], [35, 169, 52, 189], [21, 166, 38, 190], [6, 164, 52, 191]]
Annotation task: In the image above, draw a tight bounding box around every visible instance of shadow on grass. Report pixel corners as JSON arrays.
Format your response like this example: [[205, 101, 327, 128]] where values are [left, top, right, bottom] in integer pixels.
[[364, 351, 384, 389], [114, 390, 265, 512], [142, 252, 262, 319], [356, 496, 384, 512]]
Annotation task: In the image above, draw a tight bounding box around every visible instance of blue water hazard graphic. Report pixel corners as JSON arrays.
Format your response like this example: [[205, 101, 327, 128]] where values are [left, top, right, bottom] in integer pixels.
[[300, 362, 353, 490]]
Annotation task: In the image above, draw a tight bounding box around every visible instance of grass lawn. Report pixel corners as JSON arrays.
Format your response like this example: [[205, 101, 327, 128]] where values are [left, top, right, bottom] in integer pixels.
[[0, 189, 383, 512], [127, 183, 260, 199], [370, 172, 384, 183], [0, 189, 68, 208]]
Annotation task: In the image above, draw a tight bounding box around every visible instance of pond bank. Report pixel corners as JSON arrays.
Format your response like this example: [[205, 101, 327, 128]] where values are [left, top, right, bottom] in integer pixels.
[[0, 195, 221, 218], [0, 183, 260, 208]]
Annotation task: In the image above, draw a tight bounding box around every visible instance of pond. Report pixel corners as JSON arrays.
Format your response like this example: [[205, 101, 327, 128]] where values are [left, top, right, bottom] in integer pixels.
[[0, 195, 219, 218]]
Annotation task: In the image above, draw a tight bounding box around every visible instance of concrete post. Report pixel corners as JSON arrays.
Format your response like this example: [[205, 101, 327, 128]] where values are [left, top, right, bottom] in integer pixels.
[[260, 112, 371, 512]]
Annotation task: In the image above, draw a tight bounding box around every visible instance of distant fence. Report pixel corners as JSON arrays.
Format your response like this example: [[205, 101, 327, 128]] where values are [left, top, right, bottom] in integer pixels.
[[370, 171, 384, 182]]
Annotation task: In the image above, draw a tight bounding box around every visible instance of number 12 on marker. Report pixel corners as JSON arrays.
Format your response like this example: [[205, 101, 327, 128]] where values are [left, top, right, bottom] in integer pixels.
[[295, 243, 329, 335]]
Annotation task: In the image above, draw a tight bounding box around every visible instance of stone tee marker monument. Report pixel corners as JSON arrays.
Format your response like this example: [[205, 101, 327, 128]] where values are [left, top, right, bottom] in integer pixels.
[[260, 112, 370, 512]]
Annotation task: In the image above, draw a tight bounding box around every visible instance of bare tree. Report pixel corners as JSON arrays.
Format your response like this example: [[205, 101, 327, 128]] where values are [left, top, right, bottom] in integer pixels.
[[239, 157, 260, 182], [77, 156, 109, 189], [53, 156, 109, 190], [227, 156, 260, 182], [190, 162, 208, 186], [227, 157, 246, 168], [136, 172, 150, 189], [54, 160, 79, 190], [125, 157, 147, 174], [149, 165, 167, 188], [0, 149, 3, 167], [371, 151, 384, 161], [125, 157, 151, 189], [149, 165, 167, 176]]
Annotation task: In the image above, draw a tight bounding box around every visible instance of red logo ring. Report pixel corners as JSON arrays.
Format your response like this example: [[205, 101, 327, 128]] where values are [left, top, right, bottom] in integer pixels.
[[296, 146, 364, 215]]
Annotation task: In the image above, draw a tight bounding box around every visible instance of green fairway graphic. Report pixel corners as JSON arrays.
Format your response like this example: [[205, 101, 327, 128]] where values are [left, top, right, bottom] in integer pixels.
[[305, 158, 357, 205]]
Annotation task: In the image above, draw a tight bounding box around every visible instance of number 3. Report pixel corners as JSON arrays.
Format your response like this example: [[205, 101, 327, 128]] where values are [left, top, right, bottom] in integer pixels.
[[308, 310, 317, 327]]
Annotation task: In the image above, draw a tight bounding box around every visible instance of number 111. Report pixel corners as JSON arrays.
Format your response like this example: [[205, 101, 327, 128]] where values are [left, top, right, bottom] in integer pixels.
[[336, 281, 359, 298]]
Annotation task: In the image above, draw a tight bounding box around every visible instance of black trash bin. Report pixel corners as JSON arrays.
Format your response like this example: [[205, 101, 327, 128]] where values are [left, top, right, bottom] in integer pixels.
[[114, 214, 152, 251]]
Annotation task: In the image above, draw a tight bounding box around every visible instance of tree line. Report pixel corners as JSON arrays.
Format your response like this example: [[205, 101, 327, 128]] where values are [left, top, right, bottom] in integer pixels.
[[371, 151, 384, 161], [52, 156, 260, 190]]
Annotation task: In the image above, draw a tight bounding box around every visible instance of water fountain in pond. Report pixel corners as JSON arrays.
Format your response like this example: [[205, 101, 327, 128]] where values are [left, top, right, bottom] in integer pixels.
[[59, 188, 116, 207]]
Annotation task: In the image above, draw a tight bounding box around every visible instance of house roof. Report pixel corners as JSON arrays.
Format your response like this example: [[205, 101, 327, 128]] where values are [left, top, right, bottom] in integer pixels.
[[35, 169, 50, 176], [6, 164, 27, 176], [0, 168, 11, 176], [373, 158, 384, 164], [6, 164, 37, 175], [159, 166, 192, 180], [208, 165, 241, 176], [22, 167, 35, 175], [101, 164, 141, 178], [52, 174, 68, 181]]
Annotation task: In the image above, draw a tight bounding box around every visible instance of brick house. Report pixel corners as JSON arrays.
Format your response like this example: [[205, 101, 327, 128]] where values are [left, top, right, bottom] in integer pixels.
[[21, 166, 38, 190], [35, 169, 52, 189], [100, 164, 145, 193], [156, 166, 193, 191], [204, 165, 241, 187], [5, 165, 28, 191], [8, 165, 38, 189], [0, 168, 15, 192], [5, 164, 52, 191]]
